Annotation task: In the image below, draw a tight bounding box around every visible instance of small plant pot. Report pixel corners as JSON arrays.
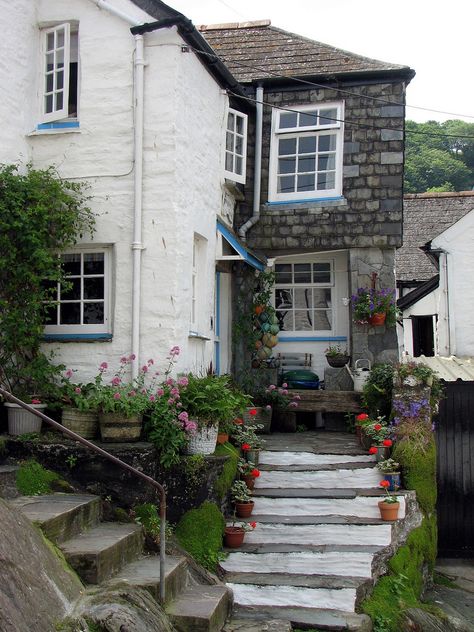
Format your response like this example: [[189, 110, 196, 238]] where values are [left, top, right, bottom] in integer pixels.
[[374, 445, 391, 462], [245, 448, 261, 465], [235, 501, 254, 518], [361, 428, 373, 450], [224, 526, 245, 548], [378, 500, 400, 521], [6, 403, 46, 435], [242, 474, 256, 490], [326, 355, 350, 368], [217, 432, 229, 445], [383, 472, 401, 492], [368, 313, 386, 326], [355, 424, 363, 444]]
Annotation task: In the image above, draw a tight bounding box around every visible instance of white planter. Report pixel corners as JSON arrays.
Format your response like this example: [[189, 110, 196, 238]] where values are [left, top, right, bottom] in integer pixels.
[[185, 423, 218, 455], [5, 403, 46, 435]]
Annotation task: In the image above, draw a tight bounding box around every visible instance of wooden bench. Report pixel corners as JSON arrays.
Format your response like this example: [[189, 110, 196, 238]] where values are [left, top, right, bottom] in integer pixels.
[[289, 389, 363, 413]]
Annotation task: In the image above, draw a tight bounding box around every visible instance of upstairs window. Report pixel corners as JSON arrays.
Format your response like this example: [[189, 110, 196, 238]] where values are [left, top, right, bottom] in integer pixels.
[[269, 103, 344, 202], [224, 109, 247, 184], [41, 23, 79, 124]]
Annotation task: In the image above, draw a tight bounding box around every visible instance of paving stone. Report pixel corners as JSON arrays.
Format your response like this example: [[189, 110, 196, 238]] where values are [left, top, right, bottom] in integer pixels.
[[166, 584, 230, 632], [223, 618, 292, 632]]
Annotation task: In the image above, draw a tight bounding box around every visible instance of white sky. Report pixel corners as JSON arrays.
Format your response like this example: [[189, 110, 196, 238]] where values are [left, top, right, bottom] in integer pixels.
[[168, 0, 474, 124]]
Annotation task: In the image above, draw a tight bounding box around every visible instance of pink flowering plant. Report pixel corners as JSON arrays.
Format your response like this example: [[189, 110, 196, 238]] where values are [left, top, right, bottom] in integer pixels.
[[60, 369, 97, 412], [261, 383, 300, 411]]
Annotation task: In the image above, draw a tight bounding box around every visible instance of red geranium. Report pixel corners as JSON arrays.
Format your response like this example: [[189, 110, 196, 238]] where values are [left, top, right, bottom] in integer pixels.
[[356, 413, 369, 421], [251, 469, 260, 478], [249, 522, 257, 529], [241, 443, 251, 451], [379, 480, 390, 488], [369, 447, 378, 455], [374, 423, 382, 431], [249, 409, 257, 416], [383, 439, 393, 447]]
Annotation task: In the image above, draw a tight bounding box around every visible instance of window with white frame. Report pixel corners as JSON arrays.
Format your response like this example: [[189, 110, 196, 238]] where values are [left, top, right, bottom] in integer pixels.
[[268, 103, 343, 202], [224, 109, 247, 184], [44, 250, 110, 334], [41, 22, 79, 124], [274, 261, 333, 332]]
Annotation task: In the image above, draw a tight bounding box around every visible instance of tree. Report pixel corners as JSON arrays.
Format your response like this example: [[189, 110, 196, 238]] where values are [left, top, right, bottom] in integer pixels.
[[405, 120, 474, 193]]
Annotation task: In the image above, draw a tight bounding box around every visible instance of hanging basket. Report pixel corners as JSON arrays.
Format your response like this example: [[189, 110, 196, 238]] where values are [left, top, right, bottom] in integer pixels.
[[185, 423, 218, 455]]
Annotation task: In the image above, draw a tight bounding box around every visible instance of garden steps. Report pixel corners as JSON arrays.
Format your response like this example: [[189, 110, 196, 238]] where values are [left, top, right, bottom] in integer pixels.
[[166, 584, 230, 632], [231, 605, 372, 631]]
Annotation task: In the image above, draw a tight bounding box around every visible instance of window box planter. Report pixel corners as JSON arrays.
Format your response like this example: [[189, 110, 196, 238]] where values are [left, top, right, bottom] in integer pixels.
[[62, 407, 98, 439], [98, 413, 142, 442]]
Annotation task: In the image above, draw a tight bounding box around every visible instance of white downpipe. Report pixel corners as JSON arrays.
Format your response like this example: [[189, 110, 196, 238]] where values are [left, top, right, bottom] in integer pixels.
[[131, 34, 145, 379], [440, 251, 455, 355], [89, 0, 141, 26], [445, 251, 456, 356], [238, 84, 263, 240]]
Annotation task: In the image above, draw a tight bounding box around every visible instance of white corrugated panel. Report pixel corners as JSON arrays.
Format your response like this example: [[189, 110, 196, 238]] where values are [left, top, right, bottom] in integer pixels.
[[407, 355, 474, 382]]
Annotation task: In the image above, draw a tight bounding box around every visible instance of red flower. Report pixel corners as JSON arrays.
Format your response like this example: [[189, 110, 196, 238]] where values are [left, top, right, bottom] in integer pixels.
[[356, 413, 369, 421], [234, 418, 243, 425], [383, 439, 393, 447], [369, 447, 378, 455], [241, 443, 251, 451], [379, 480, 390, 488], [31, 398, 41, 404], [374, 424, 382, 431], [249, 409, 257, 416], [249, 522, 257, 529], [251, 469, 260, 478]]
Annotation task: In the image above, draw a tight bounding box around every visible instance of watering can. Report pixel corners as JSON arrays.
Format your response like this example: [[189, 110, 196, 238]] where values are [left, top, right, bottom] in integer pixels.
[[345, 359, 371, 392]]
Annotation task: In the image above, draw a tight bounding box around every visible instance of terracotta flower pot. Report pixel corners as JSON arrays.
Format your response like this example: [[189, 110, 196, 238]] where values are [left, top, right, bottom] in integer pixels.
[[224, 526, 245, 548], [368, 312, 386, 326], [243, 474, 255, 490], [217, 432, 229, 445], [378, 500, 400, 521], [235, 501, 254, 518]]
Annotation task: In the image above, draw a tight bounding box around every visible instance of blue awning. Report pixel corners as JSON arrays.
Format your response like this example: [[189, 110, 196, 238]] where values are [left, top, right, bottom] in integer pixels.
[[216, 220, 266, 271]]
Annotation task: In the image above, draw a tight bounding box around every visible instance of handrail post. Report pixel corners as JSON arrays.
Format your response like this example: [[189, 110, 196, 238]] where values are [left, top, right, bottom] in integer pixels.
[[0, 387, 167, 603]]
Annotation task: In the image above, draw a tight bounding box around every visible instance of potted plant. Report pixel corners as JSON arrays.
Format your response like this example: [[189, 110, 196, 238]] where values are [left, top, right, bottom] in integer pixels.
[[378, 480, 400, 520], [365, 416, 392, 460], [231, 480, 255, 518], [377, 458, 401, 491], [351, 287, 397, 326], [262, 383, 299, 433], [224, 519, 257, 548], [233, 424, 265, 465], [61, 370, 99, 439], [354, 412, 370, 444], [324, 344, 350, 368], [238, 458, 260, 490]]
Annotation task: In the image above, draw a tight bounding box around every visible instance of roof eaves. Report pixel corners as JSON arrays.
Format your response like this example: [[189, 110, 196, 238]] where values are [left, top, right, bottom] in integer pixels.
[[397, 275, 440, 310]]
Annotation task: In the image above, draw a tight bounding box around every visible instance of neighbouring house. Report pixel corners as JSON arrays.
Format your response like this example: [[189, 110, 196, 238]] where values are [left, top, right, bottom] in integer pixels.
[[1, 0, 263, 380], [396, 191, 474, 358], [200, 21, 414, 379]]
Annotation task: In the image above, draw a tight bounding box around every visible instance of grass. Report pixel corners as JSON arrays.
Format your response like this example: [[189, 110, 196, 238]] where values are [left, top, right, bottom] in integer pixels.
[[175, 501, 225, 572], [214, 442, 240, 499]]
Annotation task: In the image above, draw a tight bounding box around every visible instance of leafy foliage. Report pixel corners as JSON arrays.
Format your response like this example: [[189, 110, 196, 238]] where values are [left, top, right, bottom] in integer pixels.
[[16, 459, 60, 495], [362, 363, 395, 418], [174, 501, 225, 572], [214, 442, 240, 500]]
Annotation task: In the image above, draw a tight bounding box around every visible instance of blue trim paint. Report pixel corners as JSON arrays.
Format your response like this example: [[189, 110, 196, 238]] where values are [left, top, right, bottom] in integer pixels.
[[37, 121, 80, 130], [278, 336, 347, 342], [266, 196, 344, 206], [43, 333, 112, 341], [216, 220, 266, 271], [215, 271, 221, 375]]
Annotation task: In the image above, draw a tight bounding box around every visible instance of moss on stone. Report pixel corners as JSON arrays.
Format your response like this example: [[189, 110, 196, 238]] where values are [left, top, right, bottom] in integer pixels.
[[392, 437, 437, 515], [40, 531, 84, 587], [213, 442, 239, 500], [174, 501, 225, 572], [16, 459, 60, 495]]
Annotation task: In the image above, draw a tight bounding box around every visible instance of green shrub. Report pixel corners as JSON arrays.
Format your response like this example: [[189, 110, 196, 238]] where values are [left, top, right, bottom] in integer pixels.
[[175, 501, 225, 572], [214, 442, 239, 499], [362, 363, 395, 418], [16, 459, 60, 495]]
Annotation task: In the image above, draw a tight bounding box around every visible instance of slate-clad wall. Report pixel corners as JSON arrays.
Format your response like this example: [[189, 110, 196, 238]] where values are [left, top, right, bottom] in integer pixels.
[[237, 81, 406, 254]]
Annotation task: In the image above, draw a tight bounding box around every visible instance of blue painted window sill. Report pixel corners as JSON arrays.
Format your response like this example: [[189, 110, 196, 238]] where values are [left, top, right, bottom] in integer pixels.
[[43, 333, 112, 342]]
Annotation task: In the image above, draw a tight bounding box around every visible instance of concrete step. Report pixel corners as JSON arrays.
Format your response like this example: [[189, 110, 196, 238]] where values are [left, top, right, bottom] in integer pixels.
[[232, 604, 372, 631], [255, 468, 381, 490], [107, 554, 188, 604], [223, 618, 292, 632], [11, 493, 101, 543], [252, 488, 358, 498], [234, 543, 384, 555], [259, 451, 376, 468], [166, 584, 231, 632], [60, 522, 144, 584], [251, 495, 406, 520], [0, 464, 19, 499]]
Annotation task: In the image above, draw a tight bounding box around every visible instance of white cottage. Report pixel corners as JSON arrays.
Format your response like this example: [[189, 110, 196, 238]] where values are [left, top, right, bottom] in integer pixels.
[[1, 0, 263, 380]]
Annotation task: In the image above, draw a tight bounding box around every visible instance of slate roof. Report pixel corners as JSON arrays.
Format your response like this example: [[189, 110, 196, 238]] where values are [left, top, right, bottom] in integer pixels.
[[397, 192, 474, 282], [198, 21, 414, 84]]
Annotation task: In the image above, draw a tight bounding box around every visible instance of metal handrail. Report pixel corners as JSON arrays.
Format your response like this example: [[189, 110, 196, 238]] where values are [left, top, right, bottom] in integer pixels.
[[0, 388, 167, 603]]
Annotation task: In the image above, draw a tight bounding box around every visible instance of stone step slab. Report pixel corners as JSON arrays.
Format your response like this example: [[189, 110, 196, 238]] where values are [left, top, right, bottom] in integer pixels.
[[11, 493, 102, 543], [107, 554, 188, 604], [223, 618, 292, 632], [0, 464, 19, 499], [255, 468, 381, 490], [221, 550, 374, 579], [60, 522, 144, 584], [259, 451, 376, 467], [166, 584, 231, 632], [252, 495, 406, 520], [242, 522, 393, 548], [228, 582, 357, 613]]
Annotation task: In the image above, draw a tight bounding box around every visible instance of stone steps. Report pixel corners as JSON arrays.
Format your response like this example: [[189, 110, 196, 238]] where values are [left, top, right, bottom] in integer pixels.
[[166, 584, 230, 632], [259, 451, 376, 467], [255, 467, 381, 489]]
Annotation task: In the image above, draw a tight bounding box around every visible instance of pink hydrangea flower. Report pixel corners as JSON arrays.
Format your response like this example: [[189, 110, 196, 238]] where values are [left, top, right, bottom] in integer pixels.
[[99, 361, 108, 372], [289, 401, 298, 408], [156, 388, 165, 397], [74, 387, 82, 394], [111, 376, 121, 386], [165, 378, 175, 386], [113, 392, 121, 400], [282, 382, 288, 388], [268, 384, 276, 390], [31, 398, 41, 404], [141, 388, 147, 394], [128, 390, 136, 397], [282, 389, 288, 396], [149, 395, 156, 402], [294, 394, 301, 400], [167, 398, 175, 405], [170, 387, 180, 397], [185, 420, 197, 433], [176, 401, 182, 408], [65, 369, 73, 379], [178, 411, 189, 422], [178, 376, 189, 387]]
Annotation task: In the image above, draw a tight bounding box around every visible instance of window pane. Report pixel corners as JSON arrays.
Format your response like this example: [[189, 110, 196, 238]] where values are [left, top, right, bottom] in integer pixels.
[[318, 134, 337, 152], [235, 157, 243, 174], [319, 108, 337, 125], [298, 156, 315, 173], [62, 254, 81, 275], [56, 70, 64, 90], [278, 138, 296, 156], [227, 112, 235, 131], [57, 29, 65, 48], [236, 115, 244, 134], [47, 32, 55, 51], [46, 53, 54, 72], [46, 73, 54, 92], [235, 136, 243, 155], [294, 288, 312, 308], [278, 157, 296, 175], [84, 302, 104, 324], [226, 131, 233, 151], [276, 310, 294, 331], [56, 49, 64, 68], [44, 303, 58, 325], [294, 264, 311, 284], [313, 263, 331, 283], [84, 253, 104, 275], [313, 309, 332, 330], [279, 112, 297, 129], [317, 172, 336, 190], [278, 175, 295, 194], [318, 154, 335, 171], [297, 173, 315, 192], [294, 310, 313, 330], [275, 264, 292, 284], [60, 302, 81, 324], [313, 288, 331, 308], [84, 277, 104, 300], [45, 94, 53, 113], [299, 136, 316, 154], [55, 92, 63, 110], [225, 152, 233, 171], [299, 110, 317, 127], [275, 288, 293, 309], [60, 278, 81, 300]]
